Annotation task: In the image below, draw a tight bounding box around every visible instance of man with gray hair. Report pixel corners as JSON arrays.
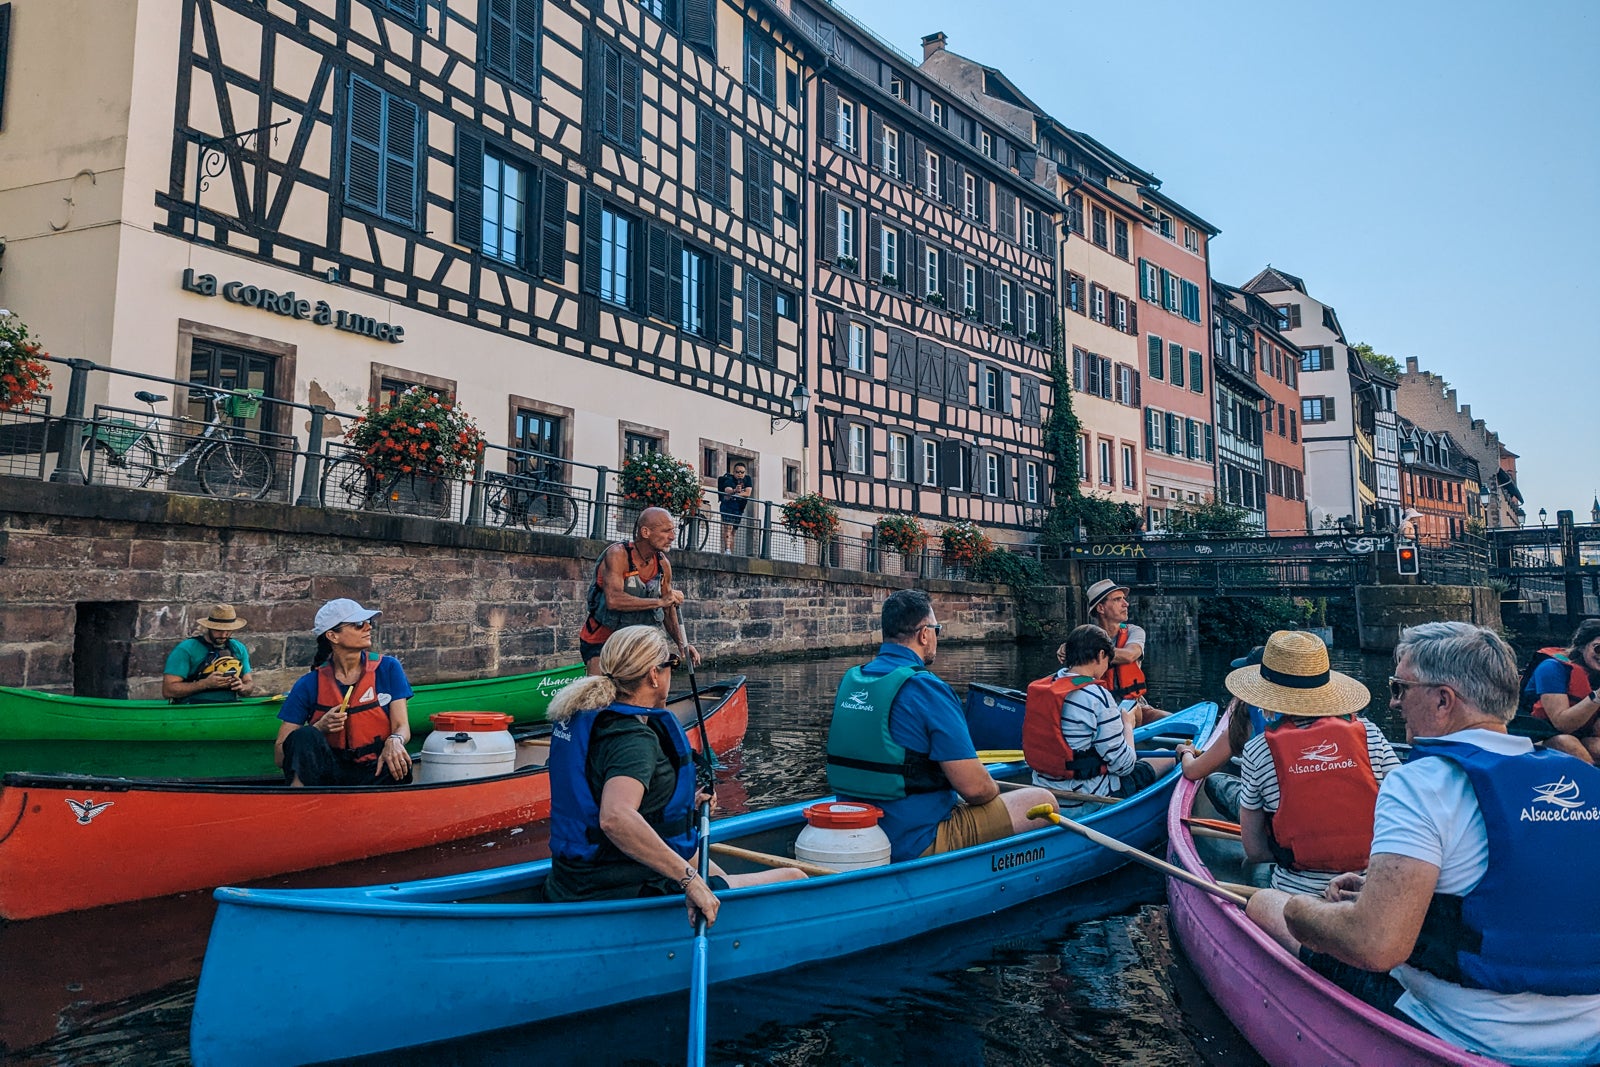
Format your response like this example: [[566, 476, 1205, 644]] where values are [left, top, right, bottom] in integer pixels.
[[1246, 622, 1600, 1065]]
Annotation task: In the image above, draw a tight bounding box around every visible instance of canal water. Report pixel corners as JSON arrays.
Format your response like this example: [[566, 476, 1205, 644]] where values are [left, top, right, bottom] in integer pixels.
[[3, 639, 1407, 1067]]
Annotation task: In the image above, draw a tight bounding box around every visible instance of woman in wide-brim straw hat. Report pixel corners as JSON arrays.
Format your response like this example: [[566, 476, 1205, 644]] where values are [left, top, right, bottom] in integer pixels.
[[1229, 630, 1401, 900]]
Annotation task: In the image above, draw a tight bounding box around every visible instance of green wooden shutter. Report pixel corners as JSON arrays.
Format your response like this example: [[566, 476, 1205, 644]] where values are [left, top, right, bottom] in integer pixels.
[[453, 127, 484, 248]]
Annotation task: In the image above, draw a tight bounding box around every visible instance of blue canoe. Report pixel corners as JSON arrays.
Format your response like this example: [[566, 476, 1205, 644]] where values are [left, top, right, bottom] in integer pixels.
[[964, 681, 1028, 751], [189, 700, 1216, 1067]]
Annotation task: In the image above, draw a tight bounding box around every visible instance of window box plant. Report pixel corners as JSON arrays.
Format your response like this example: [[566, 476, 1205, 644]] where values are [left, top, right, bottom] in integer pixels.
[[1000, 320, 1017, 334], [963, 306, 978, 319], [619, 449, 704, 517], [880, 274, 899, 288], [941, 520, 994, 570], [875, 513, 927, 559], [925, 291, 946, 308], [348, 386, 485, 483], [0, 310, 51, 412], [1025, 330, 1040, 343], [781, 491, 840, 563], [835, 255, 858, 272]]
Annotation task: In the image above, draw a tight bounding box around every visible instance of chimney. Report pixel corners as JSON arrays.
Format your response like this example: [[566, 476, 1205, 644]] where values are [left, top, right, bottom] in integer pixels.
[[1405, 356, 1419, 373], [1460, 404, 1471, 422], [921, 31, 947, 59]]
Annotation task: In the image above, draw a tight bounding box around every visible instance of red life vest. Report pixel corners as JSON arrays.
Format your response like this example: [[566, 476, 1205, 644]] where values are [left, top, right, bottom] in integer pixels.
[[1097, 624, 1147, 701], [310, 655, 390, 763], [1529, 647, 1592, 721], [1263, 716, 1379, 873], [1022, 673, 1112, 781]]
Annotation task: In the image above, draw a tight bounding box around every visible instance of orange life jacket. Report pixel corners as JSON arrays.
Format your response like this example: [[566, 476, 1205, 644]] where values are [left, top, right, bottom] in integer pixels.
[[1264, 716, 1378, 873], [1022, 673, 1112, 780], [1097, 624, 1147, 701], [310, 655, 390, 763], [1529, 647, 1592, 721]]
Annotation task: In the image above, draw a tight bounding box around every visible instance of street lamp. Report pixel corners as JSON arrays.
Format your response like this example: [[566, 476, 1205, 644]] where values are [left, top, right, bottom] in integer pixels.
[[770, 382, 810, 432], [1539, 507, 1548, 527]]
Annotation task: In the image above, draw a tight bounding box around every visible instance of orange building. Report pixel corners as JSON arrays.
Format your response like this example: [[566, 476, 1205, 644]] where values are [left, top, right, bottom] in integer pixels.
[[1398, 419, 1474, 542]]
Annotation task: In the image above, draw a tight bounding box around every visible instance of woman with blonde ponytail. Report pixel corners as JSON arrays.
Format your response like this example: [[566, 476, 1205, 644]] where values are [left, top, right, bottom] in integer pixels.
[[544, 626, 801, 924]]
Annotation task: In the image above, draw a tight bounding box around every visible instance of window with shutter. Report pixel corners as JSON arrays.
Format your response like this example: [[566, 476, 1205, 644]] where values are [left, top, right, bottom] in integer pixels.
[[1204, 424, 1215, 462], [1189, 350, 1204, 393], [538, 173, 568, 280], [597, 205, 633, 307], [1166, 413, 1182, 455], [695, 112, 730, 206], [715, 258, 733, 345], [1145, 408, 1160, 450], [343, 75, 420, 228], [1019, 375, 1040, 425], [481, 150, 530, 267], [743, 274, 764, 358], [453, 128, 485, 249], [915, 339, 944, 397], [945, 351, 969, 405], [679, 244, 707, 337], [483, 0, 540, 92], [682, 0, 716, 57], [744, 25, 776, 102], [744, 143, 772, 230], [1168, 342, 1184, 387]]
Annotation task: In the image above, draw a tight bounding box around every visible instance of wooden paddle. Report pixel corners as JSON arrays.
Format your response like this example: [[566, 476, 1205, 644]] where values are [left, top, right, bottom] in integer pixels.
[[1026, 804, 1255, 907], [980, 748, 1184, 764], [995, 779, 1121, 806], [684, 629, 712, 1067], [710, 843, 839, 877], [1183, 816, 1242, 837]]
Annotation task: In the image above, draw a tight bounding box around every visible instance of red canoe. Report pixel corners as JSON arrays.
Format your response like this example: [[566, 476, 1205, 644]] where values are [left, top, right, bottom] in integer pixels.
[[0, 678, 748, 921], [1166, 750, 1501, 1066]]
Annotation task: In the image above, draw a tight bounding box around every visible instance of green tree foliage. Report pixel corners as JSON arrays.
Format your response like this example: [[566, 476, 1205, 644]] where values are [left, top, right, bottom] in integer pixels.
[[1163, 497, 1256, 538], [1351, 342, 1401, 379], [1199, 597, 1315, 650], [1039, 334, 1143, 547]]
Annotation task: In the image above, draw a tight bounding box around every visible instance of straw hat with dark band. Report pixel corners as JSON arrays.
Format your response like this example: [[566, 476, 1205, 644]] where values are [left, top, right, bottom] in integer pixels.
[[1084, 578, 1130, 613], [1224, 630, 1369, 718], [200, 603, 248, 632]]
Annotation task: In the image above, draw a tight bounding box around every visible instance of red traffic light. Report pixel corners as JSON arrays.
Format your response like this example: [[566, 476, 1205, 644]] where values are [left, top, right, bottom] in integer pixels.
[[1396, 546, 1419, 576]]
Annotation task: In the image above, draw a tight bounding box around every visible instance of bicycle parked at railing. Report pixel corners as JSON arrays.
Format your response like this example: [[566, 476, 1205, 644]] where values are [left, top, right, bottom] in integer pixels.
[[79, 386, 275, 499], [483, 459, 580, 535]]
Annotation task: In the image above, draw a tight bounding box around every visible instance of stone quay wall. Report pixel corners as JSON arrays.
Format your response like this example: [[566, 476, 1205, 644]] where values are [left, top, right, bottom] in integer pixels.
[[0, 479, 1021, 698]]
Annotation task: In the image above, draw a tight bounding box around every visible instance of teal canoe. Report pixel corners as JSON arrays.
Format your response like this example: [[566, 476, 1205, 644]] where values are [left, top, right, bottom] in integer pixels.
[[0, 663, 584, 778]]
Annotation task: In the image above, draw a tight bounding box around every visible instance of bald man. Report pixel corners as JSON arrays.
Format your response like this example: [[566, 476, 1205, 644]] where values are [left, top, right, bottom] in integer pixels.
[[579, 507, 701, 676]]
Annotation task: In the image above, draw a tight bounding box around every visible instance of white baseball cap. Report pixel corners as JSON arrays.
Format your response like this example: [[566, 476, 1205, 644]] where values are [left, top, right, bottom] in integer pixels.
[[313, 598, 382, 635]]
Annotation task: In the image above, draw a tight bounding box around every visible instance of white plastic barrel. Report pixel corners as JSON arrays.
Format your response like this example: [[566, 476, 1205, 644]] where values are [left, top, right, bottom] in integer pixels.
[[415, 712, 516, 784], [795, 802, 892, 871]]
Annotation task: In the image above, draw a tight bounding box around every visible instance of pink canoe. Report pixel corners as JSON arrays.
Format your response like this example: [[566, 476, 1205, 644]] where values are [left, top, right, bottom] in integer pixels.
[[1165, 770, 1502, 1066]]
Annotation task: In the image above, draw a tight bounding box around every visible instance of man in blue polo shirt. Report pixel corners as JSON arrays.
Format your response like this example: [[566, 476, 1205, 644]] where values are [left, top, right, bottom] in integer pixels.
[[825, 589, 1057, 861]]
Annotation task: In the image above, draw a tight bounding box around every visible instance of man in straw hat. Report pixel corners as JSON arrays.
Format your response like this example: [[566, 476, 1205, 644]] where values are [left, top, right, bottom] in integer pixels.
[[162, 603, 256, 704], [1063, 578, 1167, 724], [1232, 630, 1398, 898], [1246, 623, 1600, 1066]]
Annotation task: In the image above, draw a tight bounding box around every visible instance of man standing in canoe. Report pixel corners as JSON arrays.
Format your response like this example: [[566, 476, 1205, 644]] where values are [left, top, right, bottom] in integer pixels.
[[579, 507, 700, 677], [161, 603, 256, 704], [1246, 622, 1600, 1066], [827, 589, 1057, 861]]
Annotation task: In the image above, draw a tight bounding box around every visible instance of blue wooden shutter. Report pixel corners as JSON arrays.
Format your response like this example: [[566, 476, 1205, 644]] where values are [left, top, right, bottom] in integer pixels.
[[381, 93, 419, 226], [512, 0, 540, 88], [581, 190, 602, 296], [454, 127, 484, 248], [1190, 350, 1204, 392], [715, 259, 733, 346], [485, 0, 513, 78], [345, 76, 385, 215], [1169, 342, 1184, 388], [538, 172, 567, 280], [647, 224, 671, 319], [682, 0, 716, 57], [620, 53, 641, 154], [1147, 334, 1162, 379]]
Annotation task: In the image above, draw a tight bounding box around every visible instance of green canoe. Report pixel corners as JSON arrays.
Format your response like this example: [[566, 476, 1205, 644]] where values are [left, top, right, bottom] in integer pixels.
[[0, 663, 584, 778]]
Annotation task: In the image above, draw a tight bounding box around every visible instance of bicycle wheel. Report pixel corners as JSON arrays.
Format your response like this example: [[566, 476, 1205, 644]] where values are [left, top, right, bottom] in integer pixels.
[[320, 457, 374, 510], [526, 491, 580, 535], [676, 513, 710, 551], [78, 440, 111, 483], [197, 439, 274, 499]]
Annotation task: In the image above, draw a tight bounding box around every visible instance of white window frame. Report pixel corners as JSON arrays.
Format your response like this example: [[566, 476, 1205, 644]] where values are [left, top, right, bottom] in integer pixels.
[[1121, 444, 1136, 489], [1142, 260, 1160, 301], [921, 439, 939, 486], [1025, 461, 1040, 503], [983, 365, 1001, 410], [1023, 208, 1037, 250], [1091, 286, 1106, 322], [846, 320, 867, 373], [1114, 295, 1128, 331], [999, 281, 1012, 326], [963, 172, 978, 218], [1024, 291, 1038, 335], [1098, 439, 1113, 486], [836, 98, 856, 152], [599, 206, 631, 306], [883, 127, 900, 179], [836, 203, 855, 262], [1165, 273, 1181, 311], [847, 423, 867, 474], [888, 432, 908, 481], [985, 452, 1000, 495], [980, 130, 994, 158], [962, 262, 977, 313], [930, 99, 945, 126], [924, 245, 940, 295], [481, 151, 528, 267], [880, 226, 898, 281], [925, 150, 942, 200], [1078, 434, 1090, 480]]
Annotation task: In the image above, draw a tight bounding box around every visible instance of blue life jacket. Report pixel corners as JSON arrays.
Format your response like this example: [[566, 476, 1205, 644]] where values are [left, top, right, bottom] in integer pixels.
[[1405, 738, 1600, 996], [548, 703, 699, 865]]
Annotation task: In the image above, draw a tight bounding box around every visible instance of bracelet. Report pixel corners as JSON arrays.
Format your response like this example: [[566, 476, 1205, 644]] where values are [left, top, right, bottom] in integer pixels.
[[387, 733, 405, 744], [678, 866, 697, 892]]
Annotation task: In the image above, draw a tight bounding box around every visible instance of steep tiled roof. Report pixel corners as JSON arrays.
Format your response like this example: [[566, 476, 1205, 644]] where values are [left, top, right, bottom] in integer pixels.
[[1241, 266, 1306, 295]]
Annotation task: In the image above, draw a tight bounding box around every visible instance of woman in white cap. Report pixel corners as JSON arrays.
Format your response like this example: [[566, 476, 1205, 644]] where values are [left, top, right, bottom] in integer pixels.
[[273, 598, 414, 787], [1231, 630, 1399, 896]]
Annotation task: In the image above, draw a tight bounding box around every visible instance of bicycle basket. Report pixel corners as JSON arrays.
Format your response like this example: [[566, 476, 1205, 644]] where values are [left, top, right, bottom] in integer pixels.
[[221, 388, 264, 420]]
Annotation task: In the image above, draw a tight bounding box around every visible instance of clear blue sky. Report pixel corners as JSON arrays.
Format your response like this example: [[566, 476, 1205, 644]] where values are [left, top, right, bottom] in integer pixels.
[[853, 0, 1600, 525]]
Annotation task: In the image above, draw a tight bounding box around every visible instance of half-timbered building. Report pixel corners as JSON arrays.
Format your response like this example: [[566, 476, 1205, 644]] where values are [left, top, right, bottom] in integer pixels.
[[4, 0, 813, 501], [774, 15, 1059, 541], [1217, 281, 1308, 534], [1209, 284, 1270, 532]]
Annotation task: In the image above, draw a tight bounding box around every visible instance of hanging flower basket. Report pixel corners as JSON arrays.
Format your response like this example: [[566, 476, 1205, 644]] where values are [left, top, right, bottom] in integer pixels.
[[0, 310, 51, 413], [941, 520, 994, 569], [620, 450, 703, 516], [781, 492, 840, 543], [876, 514, 927, 559], [347, 387, 485, 482]]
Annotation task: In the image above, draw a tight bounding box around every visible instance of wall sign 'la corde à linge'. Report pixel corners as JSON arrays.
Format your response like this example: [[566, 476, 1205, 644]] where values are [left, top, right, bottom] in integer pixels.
[[180, 269, 405, 344]]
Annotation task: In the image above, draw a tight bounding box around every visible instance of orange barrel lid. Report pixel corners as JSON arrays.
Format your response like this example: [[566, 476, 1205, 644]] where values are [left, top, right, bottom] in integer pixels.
[[428, 711, 515, 731], [802, 802, 884, 829]]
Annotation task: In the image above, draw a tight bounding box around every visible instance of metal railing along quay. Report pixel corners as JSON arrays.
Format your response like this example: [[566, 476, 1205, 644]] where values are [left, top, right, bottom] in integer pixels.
[[0, 356, 1024, 581]]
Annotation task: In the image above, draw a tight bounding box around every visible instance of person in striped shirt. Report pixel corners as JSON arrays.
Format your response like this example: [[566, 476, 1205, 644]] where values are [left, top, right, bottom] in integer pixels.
[[1031, 625, 1174, 799], [1233, 630, 1399, 897]]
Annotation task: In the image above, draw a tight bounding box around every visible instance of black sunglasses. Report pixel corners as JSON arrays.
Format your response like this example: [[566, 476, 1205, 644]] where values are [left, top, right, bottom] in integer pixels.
[[656, 654, 682, 671], [1388, 676, 1436, 700], [918, 623, 943, 636]]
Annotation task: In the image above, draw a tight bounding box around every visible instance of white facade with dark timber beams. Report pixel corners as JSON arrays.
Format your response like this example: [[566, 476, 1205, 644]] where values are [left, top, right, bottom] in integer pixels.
[[1, 0, 812, 499], [781, 11, 1059, 541]]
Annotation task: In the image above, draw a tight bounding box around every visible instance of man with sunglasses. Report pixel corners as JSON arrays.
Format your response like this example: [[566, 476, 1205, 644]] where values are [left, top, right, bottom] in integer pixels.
[[1246, 622, 1600, 1066], [274, 599, 414, 787], [826, 589, 1057, 861]]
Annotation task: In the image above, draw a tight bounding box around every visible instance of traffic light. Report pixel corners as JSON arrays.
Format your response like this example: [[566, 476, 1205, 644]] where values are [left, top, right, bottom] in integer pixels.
[[1396, 544, 1420, 576]]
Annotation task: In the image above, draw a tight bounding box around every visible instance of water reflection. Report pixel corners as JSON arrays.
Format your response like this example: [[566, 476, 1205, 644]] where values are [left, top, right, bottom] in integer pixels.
[[4, 637, 1399, 1067]]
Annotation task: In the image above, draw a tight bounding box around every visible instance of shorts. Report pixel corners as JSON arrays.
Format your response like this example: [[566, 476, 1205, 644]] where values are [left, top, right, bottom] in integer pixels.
[[579, 637, 606, 663], [1297, 946, 1405, 1015], [923, 795, 1014, 856], [719, 504, 747, 520], [1110, 760, 1161, 798]]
